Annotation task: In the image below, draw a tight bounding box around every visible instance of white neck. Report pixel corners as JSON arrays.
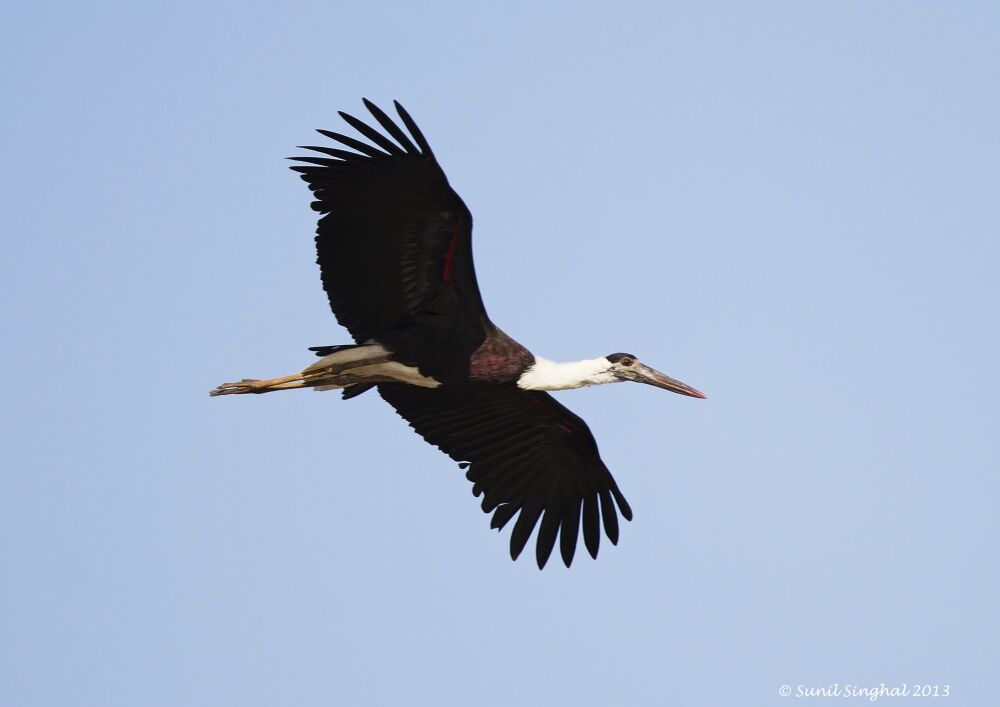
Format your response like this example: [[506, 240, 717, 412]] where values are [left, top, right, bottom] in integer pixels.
[[516, 357, 617, 391]]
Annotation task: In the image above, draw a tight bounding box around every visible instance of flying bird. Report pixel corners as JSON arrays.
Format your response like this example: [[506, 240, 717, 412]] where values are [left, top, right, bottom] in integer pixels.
[[211, 100, 705, 568]]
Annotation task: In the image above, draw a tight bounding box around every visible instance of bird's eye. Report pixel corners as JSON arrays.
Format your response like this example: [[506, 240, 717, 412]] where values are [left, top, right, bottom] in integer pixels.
[[620, 357, 633, 367]]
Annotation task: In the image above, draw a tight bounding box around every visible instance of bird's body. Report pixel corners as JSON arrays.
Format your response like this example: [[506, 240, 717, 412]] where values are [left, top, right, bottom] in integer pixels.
[[212, 100, 705, 568]]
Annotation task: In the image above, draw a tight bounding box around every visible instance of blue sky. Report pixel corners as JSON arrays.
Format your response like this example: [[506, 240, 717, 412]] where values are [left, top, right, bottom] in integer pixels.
[[3, 2, 997, 705]]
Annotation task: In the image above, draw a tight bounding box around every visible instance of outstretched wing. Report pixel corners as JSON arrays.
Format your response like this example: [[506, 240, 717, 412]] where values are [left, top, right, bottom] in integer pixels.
[[291, 100, 489, 383], [378, 383, 634, 569]]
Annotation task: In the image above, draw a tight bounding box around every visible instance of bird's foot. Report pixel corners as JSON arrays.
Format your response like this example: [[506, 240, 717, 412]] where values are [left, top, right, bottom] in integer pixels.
[[210, 379, 266, 396]]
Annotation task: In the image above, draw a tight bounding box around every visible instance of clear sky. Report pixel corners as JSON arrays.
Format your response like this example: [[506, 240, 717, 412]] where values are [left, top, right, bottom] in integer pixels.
[[3, 2, 997, 705]]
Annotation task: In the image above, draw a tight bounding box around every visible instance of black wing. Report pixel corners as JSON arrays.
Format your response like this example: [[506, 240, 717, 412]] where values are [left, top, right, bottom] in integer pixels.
[[378, 384, 633, 569], [291, 100, 489, 384]]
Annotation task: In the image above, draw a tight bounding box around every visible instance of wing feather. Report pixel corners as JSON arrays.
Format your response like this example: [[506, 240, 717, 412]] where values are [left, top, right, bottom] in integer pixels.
[[510, 503, 544, 561], [582, 495, 600, 559], [315, 128, 386, 157], [559, 498, 583, 567], [363, 98, 421, 154], [393, 100, 434, 156], [338, 110, 406, 155], [378, 384, 632, 568], [293, 101, 489, 382]]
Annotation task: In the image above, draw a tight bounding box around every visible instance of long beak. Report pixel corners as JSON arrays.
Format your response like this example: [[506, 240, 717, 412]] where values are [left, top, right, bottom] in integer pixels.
[[631, 363, 707, 399]]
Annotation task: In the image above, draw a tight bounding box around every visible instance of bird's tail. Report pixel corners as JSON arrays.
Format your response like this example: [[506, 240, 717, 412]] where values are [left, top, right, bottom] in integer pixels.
[[209, 343, 390, 398]]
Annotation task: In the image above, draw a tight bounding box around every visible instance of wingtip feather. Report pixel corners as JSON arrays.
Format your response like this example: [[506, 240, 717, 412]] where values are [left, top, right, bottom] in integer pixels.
[[393, 100, 433, 156]]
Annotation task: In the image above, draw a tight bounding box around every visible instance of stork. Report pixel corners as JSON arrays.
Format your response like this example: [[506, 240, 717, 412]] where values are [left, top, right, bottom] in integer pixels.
[[211, 100, 706, 568]]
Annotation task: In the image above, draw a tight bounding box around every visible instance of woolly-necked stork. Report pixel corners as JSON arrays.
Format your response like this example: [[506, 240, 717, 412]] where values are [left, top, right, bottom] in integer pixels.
[[211, 100, 706, 568]]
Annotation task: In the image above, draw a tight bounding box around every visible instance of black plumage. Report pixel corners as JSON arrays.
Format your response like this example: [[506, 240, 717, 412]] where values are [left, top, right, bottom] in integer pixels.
[[377, 384, 633, 568], [292, 99, 486, 386], [288, 101, 638, 567]]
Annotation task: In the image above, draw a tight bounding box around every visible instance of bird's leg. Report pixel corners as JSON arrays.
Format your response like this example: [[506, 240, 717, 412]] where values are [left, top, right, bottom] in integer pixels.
[[210, 345, 438, 397], [210, 373, 308, 396]]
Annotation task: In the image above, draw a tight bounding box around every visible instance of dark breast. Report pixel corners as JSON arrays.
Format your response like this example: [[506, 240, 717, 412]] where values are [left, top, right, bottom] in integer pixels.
[[468, 327, 534, 384]]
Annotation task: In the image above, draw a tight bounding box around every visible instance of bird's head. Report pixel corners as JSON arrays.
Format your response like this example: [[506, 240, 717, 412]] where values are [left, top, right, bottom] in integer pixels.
[[601, 352, 706, 398], [517, 352, 706, 395]]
